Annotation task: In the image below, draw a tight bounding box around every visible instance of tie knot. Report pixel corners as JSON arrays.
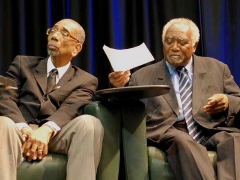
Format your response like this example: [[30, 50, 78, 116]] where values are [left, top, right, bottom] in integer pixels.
[[176, 67, 186, 75], [49, 69, 58, 77]]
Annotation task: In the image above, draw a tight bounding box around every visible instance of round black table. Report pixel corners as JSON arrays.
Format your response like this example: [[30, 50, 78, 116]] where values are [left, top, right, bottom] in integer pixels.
[[96, 85, 170, 100]]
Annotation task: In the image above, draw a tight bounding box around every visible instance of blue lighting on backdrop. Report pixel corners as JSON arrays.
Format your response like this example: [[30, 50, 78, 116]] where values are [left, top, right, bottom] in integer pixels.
[[111, 0, 124, 49], [48, 0, 53, 27], [66, 0, 71, 18]]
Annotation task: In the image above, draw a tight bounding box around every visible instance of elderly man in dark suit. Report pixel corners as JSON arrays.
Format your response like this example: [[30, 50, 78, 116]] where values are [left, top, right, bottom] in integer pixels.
[[109, 18, 240, 180], [0, 19, 103, 180]]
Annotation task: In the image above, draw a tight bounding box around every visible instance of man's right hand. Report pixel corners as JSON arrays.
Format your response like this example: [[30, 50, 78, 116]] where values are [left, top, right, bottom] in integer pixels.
[[108, 70, 131, 87]]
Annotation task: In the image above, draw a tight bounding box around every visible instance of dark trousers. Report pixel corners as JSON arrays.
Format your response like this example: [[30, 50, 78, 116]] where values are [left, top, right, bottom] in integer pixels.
[[148, 123, 240, 180]]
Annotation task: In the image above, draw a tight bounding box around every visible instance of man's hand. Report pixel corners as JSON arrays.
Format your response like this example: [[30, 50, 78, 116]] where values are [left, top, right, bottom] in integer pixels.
[[108, 70, 131, 87], [203, 94, 229, 114], [21, 127, 32, 141], [22, 125, 53, 162]]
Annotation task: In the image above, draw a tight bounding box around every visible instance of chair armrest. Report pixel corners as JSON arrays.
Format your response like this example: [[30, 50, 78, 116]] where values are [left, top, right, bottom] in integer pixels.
[[84, 100, 149, 180], [17, 153, 67, 180], [121, 100, 149, 180], [83, 101, 121, 180]]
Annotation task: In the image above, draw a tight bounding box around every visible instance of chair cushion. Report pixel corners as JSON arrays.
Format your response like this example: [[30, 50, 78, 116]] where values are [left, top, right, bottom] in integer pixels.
[[17, 153, 67, 180], [148, 146, 217, 180]]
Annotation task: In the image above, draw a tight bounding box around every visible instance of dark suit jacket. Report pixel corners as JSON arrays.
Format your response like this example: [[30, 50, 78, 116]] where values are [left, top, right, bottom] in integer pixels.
[[0, 55, 98, 128], [129, 55, 240, 143]]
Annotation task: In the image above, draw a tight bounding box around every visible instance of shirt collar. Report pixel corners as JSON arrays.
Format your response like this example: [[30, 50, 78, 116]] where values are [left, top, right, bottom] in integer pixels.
[[47, 56, 71, 79], [166, 56, 193, 75]]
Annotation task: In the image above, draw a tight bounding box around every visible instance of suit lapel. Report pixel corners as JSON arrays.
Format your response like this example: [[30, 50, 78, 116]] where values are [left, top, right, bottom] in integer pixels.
[[33, 58, 75, 94], [153, 60, 179, 116], [53, 65, 75, 91], [33, 59, 48, 94], [192, 55, 211, 116]]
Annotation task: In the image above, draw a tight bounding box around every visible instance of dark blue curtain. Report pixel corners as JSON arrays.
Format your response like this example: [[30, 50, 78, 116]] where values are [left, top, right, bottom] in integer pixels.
[[0, 0, 240, 90], [200, 0, 240, 86]]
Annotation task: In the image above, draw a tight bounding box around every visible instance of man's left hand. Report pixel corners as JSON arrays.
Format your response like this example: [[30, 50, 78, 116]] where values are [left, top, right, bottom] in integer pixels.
[[203, 93, 229, 114], [22, 125, 53, 162]]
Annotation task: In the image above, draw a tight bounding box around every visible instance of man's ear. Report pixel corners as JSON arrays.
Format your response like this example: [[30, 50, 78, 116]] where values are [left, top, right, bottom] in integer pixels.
[[192, 42, 198, 53], [72, 43, 82, 57]]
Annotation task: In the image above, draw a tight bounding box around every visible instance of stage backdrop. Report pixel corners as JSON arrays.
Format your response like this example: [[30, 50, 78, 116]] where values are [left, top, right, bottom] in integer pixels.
[[0, 0, 239, 90]]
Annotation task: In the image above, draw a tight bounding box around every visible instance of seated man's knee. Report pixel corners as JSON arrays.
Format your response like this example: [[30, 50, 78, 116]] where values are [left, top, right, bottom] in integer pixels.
[[171, 132, 194, 148], [0, 116, 15, 129], [76, 115, 104, 137]]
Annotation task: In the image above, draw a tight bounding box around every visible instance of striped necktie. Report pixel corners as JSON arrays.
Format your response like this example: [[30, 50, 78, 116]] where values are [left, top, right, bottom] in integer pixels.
[[177, 67, 204, 143]]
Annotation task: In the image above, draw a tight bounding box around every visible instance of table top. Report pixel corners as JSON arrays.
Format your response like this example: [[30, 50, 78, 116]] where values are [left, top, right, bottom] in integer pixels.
[[96, 85, 170, 100]]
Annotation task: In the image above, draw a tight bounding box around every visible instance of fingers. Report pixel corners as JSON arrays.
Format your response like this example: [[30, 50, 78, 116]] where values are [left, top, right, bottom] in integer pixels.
[[43, 145, 48, 158], [21, 129, 50, 162], [28, 142, 47, 161], [22, 135, 37, 162], [207, 94, 222, 105], [23, 140, 47, 161], [22, 138, 34, 157], [30, 142, 39, 160], [26, 151, 38, 162], [108, 71, 130, 81], [118, 76, 130, 87], [203, 94, 228, 114], [109, 70, 131, 87], [204, 104, 226, 114], [108, 71, 127, 79], [37, 144, 44, 160]]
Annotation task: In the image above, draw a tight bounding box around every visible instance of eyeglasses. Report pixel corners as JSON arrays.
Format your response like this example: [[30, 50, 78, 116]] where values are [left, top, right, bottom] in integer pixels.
[[46, 28, 80, 43]]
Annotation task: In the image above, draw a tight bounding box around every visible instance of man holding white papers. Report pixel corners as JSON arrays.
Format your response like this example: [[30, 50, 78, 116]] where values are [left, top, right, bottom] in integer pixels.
[[108, 18, 240, 179]]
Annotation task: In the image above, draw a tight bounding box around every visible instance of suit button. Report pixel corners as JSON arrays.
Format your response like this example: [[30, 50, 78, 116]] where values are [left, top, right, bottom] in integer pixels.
[[41, 99, 45, 103]]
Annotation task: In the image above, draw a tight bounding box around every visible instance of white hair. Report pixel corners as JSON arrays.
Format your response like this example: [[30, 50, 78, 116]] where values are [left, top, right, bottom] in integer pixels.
[[162, 18, 200, 46]]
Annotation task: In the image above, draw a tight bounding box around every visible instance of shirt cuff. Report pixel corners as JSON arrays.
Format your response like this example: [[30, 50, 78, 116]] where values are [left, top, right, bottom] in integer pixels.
[[43, 121, 61, 138], [16, 123, 31, 132]]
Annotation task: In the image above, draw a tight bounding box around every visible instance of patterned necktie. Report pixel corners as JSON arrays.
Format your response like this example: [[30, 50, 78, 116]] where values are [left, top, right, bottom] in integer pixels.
[[177, 67, 204, 143], [47, 68, 58, 93]]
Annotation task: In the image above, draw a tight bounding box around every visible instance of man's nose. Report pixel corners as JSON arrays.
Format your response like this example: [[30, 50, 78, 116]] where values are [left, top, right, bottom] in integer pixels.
[[171, 42, 180, 50], [51, 31, 61, 40]]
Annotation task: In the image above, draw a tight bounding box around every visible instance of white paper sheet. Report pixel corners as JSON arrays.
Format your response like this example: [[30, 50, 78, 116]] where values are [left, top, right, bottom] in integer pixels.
[[103, 42, 154, 71]]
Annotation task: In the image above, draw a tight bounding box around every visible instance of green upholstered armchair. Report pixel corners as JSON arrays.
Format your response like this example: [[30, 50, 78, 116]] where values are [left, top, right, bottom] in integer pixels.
[[17, 101, 121, 180], [90, 100, 220, 180], [147, 116, 240, 180], [108, 99, 238, 180], [18, 100, 236, 180], [147, 146, 217, 180]]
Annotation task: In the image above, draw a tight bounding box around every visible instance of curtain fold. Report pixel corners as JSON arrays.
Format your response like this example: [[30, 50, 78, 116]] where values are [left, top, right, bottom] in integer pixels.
[[0, 0, 239, 89]]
